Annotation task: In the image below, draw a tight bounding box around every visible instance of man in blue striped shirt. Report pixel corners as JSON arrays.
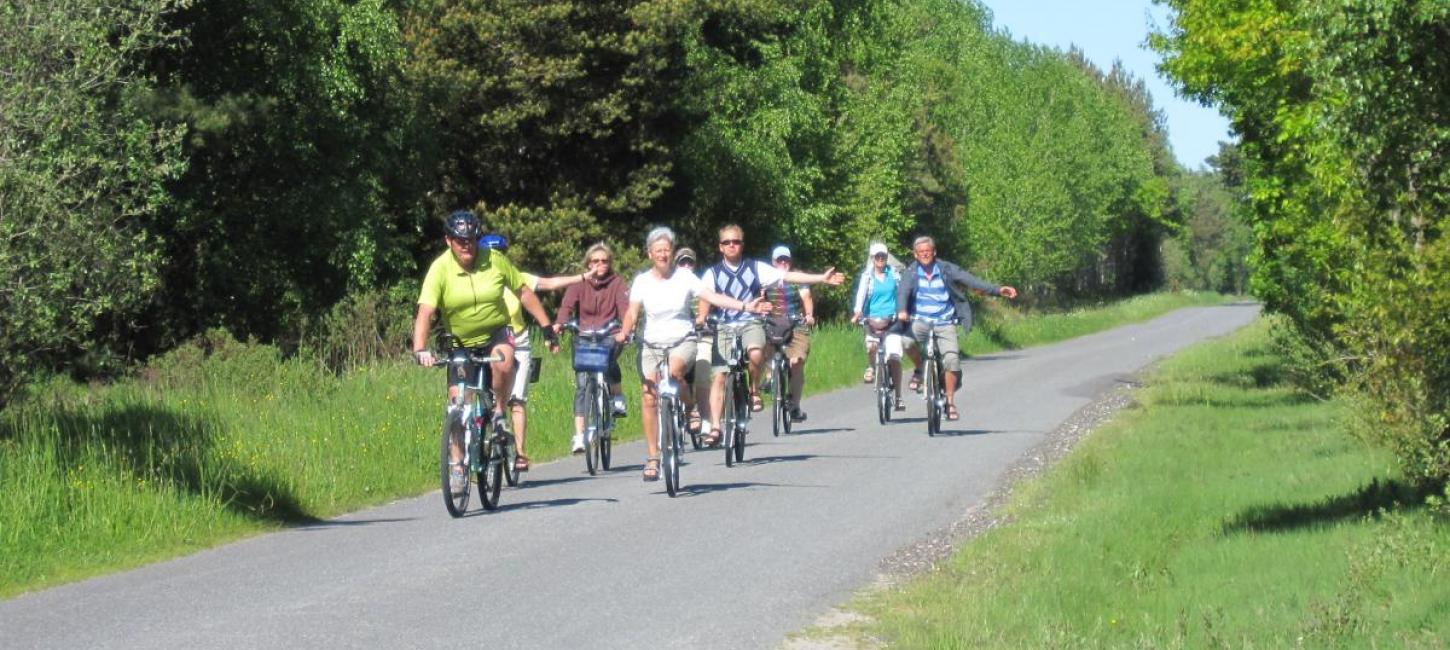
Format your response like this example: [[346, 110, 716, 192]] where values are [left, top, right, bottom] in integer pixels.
[[895, 236, 1018, 421]]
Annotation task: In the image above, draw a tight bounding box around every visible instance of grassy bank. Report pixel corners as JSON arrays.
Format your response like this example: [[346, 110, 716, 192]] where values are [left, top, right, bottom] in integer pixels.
[[0, 291, 1227, 597], [854, 318, 1448, 648]]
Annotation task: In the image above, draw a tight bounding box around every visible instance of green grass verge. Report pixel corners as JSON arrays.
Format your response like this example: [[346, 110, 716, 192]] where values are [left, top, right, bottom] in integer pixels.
[[856, 318, 1449, 648], [0, 290, 1228, 598]]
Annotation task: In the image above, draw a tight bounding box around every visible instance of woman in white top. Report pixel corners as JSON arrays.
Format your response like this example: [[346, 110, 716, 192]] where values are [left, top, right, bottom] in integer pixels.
[[617, 227, 771, 481]]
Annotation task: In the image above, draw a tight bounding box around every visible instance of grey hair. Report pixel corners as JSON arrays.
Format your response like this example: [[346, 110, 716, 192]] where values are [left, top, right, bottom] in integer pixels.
[[582, 241, 613, 267], [911, 236, 936, 251], [645, 226, 675, 251]]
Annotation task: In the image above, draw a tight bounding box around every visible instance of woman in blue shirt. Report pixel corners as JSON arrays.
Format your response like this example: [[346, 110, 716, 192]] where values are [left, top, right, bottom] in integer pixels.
[[850, 242, 919, 410]]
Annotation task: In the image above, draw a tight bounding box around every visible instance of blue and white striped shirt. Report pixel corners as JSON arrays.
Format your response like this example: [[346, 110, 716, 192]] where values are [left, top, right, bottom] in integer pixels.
[[912, 264, 954, 322]]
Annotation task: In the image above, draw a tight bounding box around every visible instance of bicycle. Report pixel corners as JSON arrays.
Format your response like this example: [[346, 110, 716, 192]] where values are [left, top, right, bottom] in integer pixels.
[[641, 334, 694, 496], [563, 320, 620, 476], [433, 343, 517, 516], [862, 320, 895, 426], [713, 319, 754, 466], [912, 317, 958, 437], [766, 315, 804, 436]]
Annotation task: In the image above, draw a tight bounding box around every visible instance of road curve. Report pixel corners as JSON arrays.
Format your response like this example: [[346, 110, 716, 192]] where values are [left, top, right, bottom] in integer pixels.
[[0, 304, 1259, 649]]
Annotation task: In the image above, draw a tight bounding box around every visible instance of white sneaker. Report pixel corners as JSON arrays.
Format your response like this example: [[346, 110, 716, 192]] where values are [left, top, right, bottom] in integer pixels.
[[571, 433, 586, 454], [611, 395, 627, 417]]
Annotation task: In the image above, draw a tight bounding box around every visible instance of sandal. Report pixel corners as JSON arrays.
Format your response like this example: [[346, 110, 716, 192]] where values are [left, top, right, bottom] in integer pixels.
[[687, 408, 702, 434], [750, 392, 764, 412], [908, 372, 922, 393], [642, 457, 660, 482], [862, 367, 874, 384], [702, 428, 722, 447], [514, 453, 531, 472], [946, 404, 960, 421]]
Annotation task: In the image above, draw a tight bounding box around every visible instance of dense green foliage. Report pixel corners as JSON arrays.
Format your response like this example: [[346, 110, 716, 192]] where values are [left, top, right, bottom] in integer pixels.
[[1152, 0, 1449, 484], [0, 0, 1219, 404], [0, 1, 188, 403]]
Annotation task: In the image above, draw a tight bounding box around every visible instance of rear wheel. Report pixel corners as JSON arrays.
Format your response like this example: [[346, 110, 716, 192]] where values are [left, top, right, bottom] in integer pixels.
[[501, 420, 521, 487], [440, 409, 471, 518]]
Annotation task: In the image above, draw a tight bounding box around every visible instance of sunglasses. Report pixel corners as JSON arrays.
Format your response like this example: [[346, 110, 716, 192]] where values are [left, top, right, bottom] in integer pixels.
[[873, 253, 887, 259], [719, 239, 743, 247]]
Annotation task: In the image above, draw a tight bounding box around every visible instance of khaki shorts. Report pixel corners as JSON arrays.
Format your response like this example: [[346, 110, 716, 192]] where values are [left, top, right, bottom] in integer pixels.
[[911, 320, 961, 372], [779, 326, 811, 361], [640, 336, 697, 380], [712, 321, 766, 374]]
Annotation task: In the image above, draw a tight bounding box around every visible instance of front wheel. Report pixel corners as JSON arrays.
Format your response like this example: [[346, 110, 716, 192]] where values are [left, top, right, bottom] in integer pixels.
[[722, 377, 737, 467], [732, 373, 749, 463], [440, 410, 471, 518], [584, 380, 601, 476], [771, 358, 786, 437], [925, 360, 941, 437], [660, 399, 680, 497]]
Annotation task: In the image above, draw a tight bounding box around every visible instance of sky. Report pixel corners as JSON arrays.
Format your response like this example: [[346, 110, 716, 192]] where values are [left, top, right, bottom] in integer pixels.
[[975, 0, 1232, 170]]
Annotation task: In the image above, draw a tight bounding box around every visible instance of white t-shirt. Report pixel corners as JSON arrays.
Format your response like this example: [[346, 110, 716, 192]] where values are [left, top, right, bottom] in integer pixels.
[[630, 269, 707, 344]]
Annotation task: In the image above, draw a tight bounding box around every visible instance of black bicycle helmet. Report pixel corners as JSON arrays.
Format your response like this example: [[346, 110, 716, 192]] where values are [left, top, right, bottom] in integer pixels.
[[444, 210, 482, 240]]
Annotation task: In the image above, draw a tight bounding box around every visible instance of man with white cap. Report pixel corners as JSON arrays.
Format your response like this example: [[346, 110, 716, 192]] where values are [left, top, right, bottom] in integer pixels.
[[766, 245, 815, 422]]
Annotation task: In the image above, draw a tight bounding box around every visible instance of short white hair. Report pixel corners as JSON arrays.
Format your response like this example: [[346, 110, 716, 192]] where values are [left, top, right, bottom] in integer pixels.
[[912, 236, 936, 251], [645, 226, 675, 251]]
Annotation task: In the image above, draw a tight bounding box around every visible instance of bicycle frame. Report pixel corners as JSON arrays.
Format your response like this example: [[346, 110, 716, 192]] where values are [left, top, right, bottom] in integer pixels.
[[714, 319, 754, 466]]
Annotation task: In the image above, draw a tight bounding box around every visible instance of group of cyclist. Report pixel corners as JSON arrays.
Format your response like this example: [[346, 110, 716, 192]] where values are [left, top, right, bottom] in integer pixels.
[[412, 210, 1015, 491]]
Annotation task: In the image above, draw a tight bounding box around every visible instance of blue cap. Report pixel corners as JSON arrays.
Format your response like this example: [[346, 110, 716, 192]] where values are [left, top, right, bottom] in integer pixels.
[[479, 233, 508, 251]]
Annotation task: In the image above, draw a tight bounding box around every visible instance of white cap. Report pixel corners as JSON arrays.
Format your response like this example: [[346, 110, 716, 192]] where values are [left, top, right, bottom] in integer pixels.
[[869, 242, 888, 256], [771, 245, 792, 260]]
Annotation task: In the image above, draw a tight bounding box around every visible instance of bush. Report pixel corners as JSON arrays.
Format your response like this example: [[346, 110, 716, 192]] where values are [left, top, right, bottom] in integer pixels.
[[296, 283, 419, 373]]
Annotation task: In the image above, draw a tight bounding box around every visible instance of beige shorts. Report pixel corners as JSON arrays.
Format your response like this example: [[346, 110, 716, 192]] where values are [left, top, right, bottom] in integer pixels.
[[778, 326, 811, 361], [640, 337, 697, 380], [712, 321, 766, 373]]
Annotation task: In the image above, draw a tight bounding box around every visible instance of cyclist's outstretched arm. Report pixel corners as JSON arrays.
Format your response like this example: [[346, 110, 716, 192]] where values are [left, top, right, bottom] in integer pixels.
[[535, 273, 586, 292], [781, 268, 844, 286]]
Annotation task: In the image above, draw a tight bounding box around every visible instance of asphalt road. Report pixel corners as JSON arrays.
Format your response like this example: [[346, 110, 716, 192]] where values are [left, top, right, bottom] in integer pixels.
[[0, 304, 1259, 649]]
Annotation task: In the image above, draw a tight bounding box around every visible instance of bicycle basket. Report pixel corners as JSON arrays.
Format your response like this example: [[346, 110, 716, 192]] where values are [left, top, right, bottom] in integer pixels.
[[573, 340, 613, 372]]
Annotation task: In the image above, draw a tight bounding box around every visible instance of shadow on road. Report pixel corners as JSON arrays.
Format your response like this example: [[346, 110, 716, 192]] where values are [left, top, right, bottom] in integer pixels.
[[674, 482, 778, 498], [742, 453, 817, 466], [787, 427, 855, 436], [516, 474, 597, 489], [497, 497, 620, 513], [292, 517, 417, 531]]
